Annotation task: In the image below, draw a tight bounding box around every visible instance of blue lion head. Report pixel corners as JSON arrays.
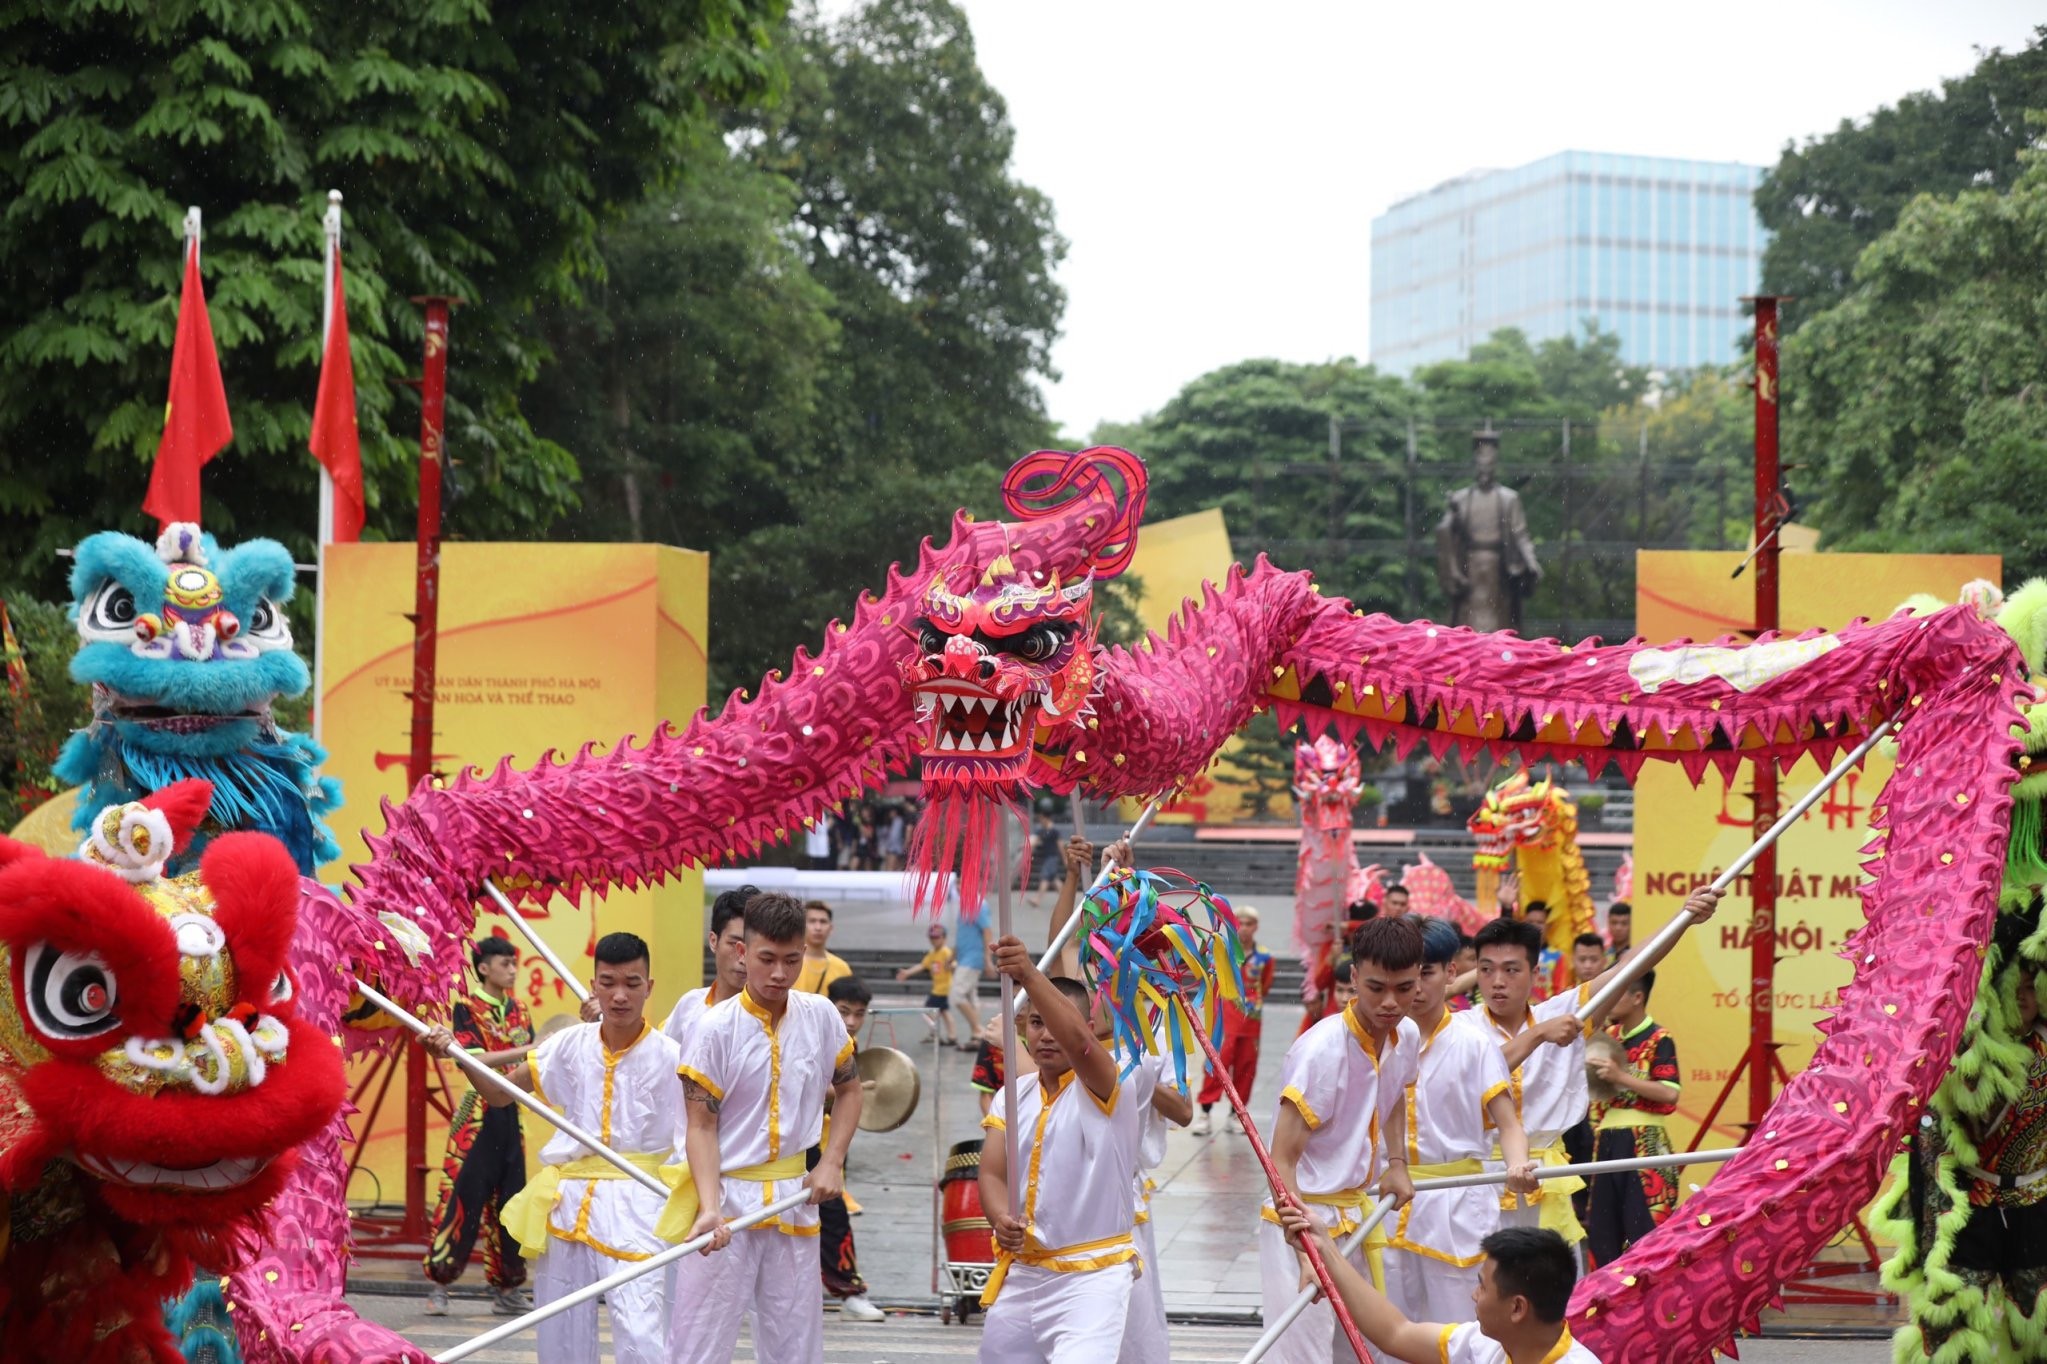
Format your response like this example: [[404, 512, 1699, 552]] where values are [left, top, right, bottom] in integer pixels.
[[55, 523, 339, 873]]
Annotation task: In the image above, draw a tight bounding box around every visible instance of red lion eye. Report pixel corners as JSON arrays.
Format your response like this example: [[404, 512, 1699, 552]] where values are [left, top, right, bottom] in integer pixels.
[[81, 982, 108, 1012]]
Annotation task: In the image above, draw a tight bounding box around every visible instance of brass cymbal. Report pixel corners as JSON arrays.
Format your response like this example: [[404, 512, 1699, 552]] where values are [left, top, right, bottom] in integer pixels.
[[1585, 1032, 1628, 1105], [856, 1046, 921, 1132]]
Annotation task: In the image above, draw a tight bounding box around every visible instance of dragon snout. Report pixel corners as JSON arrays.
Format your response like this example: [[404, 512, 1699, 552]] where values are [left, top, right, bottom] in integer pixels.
[[939, 635, 996, 681]]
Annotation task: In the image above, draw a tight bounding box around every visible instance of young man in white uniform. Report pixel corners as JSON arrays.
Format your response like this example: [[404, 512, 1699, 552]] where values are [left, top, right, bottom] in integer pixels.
[[1384, 916, 1537, 1322], [661, 884, 752, 1051], [1279, 1213, 1603, 1363], [1458, 888, 1719, 1244], [1261, 917, 1425, 1364], [425, 931, 680, 1364], [667, 891, 864, 1363], [978, 935, 1147, 1362], [1118, 1027, 1191, 1363]]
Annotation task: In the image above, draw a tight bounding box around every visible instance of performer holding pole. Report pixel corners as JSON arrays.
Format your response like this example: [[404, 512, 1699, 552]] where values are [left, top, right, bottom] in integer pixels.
[[1279, 1213, 1601, 1364], [977, 932, 1147, 1362], [1385, 916, 1538, 1322], [422, 935, 536, 1316], [665, 891, 864, 1364], [422, 933, 679, 1364], [1258, 917, 1425, 1364]]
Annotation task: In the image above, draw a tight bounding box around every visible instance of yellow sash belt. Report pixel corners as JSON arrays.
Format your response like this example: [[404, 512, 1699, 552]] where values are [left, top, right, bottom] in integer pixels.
[[653, 1152, 810, 1242], [1493, 1143, 1584, 1242], [979, 1230, 1136, 1307], [501, 1151, 676, 1260]]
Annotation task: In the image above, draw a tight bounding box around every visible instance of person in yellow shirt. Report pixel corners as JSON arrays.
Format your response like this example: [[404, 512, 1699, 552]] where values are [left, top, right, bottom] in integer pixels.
[[795, 899, 852, 994], [897, 921, 958, 1044]]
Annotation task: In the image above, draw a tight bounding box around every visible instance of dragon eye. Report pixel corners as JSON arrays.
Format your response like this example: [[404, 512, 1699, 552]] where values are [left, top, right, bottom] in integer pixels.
[[1011, 625, 1067, 663], [269, 969, 293, 1005], [23, 943, 120, 1040], [919, 625, 948, 655], [83, 583, 139, 635]]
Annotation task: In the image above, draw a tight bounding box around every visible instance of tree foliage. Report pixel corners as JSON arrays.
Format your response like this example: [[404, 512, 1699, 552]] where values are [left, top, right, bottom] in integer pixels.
[[1756, 27, 2047, 328], [0, 0, 787, 599], [1786, 148, 2047, 579]]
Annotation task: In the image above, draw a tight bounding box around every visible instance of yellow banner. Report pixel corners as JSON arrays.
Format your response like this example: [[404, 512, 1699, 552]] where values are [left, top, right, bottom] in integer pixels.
[[1633, 550, 1997, 1173], [320, 542, 707, 1199]]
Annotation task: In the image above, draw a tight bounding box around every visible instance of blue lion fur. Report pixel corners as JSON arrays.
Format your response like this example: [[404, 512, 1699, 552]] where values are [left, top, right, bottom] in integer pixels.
[[55, 530, 340, 876], [163, 1273, 244, 1364]]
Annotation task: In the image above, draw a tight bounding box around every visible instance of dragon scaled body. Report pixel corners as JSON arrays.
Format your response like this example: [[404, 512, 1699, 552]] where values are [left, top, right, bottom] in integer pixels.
[[327, 447, 2024, 1361], [0, 782, 342, 1364], [1468, 771, 1597, 962], [1873, 578, 2047, 1362]]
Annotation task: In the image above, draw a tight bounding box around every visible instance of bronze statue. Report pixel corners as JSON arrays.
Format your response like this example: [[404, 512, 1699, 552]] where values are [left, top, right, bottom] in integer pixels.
[[1435, 428, 1540, 633]]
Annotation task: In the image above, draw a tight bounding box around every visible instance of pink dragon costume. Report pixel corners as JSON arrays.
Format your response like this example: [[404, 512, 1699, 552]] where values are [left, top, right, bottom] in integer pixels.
[[217, 444, 2015, 1361], [1292, 735, 1377, 1028]]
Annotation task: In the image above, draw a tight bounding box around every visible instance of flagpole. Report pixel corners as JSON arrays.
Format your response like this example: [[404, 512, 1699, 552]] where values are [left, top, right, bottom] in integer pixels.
[[313, 190, 340, 747]]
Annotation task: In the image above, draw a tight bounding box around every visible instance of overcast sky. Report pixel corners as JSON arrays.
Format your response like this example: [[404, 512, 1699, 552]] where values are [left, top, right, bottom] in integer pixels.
[[947, 1, 2044, 441]]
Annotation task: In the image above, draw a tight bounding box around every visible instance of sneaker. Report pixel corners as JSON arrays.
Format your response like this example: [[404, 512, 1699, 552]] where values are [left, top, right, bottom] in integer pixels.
[[1190, 1110, 1212, 1136], [490, 1286, 534, 1316], [423, 1285, 450, 1316], [1228, 1112, 1244, 1135], [840, 1293, 885, 1322]]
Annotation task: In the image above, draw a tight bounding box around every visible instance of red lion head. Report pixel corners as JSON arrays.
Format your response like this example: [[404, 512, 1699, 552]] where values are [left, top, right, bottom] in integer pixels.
[[0, 780, 341, 1230]]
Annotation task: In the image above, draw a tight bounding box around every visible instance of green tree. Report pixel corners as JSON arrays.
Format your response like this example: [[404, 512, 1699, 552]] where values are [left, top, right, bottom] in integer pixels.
[[757, 0, 1065, 476], [1756, 28, 2047, 329], [532, 153, 838, 549], [1094, 357, 1420, 614], [695, 0, 1066, 698], [0, 0, 786, 599], [1786, 148, 2047, 579]]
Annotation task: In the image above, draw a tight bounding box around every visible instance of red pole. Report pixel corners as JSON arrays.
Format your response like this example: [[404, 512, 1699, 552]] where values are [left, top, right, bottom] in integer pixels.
[[1745, 296, 1787, 1133], [401, 295, 457, 1238], [1181, 990, 1374, 1364]]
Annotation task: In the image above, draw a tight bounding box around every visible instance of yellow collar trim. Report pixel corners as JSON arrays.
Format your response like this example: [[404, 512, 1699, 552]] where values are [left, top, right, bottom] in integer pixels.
[[600, 1018, 651, 1062], [1342, 1004, 1385, 1063]]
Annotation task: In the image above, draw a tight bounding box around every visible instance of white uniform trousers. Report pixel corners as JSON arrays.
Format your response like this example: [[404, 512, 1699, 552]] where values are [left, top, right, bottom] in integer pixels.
[[980, 1262, 1136, 1363], [533, 1238, 667, 1364], [1383, 1246, 1480, 1325], [1256, 1216, 1388, 1364], [1118, 1214, 1170, 1364], [667, 1225, 820, 1364]]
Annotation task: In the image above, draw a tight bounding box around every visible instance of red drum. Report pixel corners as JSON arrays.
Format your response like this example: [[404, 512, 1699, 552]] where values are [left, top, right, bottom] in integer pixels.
[[940, 1138, 995, 1266]]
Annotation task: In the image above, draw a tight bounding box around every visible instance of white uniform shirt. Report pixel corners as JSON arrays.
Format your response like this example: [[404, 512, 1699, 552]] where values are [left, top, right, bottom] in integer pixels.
[[1459, 988, 1589, 1146], [1270, 1008, 1420, 1207], [1438, 1321, 1601, 1363], [1130, 1051, 1179, 1218], [982, 1065, 1147, 1264], [1389, 1011, 1513, 1266], [526, 1020, 681, 1259], [678, 987, 852, 1234]]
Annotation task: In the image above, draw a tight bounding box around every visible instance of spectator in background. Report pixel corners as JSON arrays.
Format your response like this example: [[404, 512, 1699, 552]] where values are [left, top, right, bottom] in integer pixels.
[[803, 819, 833, 872], [950, 903, 986, 1048], [1382, 884, 1411, 918], [971, 1012, 1006, 1117], [1525, 901, 1561, 1003], [796, 900, 853, 995], [1330, 953, 1356, 1011], [1027, 811, 1060, 908], [881, 805, 906, 871], [897, 922, 958, 1044], [1569, 934, 1606, 994], [1449, 936, 1479, 1012], [833, 806, 859, 870], [1194, 906, 1275, 1135], [1605, 902, 1633, 965]]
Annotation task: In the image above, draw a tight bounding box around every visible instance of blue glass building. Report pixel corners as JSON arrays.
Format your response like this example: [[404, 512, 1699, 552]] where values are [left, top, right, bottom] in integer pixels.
[[1369, 151, 1768, 375]]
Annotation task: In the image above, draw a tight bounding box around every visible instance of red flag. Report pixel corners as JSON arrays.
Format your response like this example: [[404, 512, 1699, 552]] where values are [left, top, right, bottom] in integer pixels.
[[310, 250, 364, 543], [142, 236, 234, 529]]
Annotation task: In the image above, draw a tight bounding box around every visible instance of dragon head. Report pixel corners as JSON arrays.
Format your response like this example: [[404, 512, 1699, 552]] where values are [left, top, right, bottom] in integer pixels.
[[1292, 735, 1363, 832], [68, 522, 306, 759], [1467, 770, 1566, 869], [0, 779, 341, 1226], [897, 448, 1146, 908]]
